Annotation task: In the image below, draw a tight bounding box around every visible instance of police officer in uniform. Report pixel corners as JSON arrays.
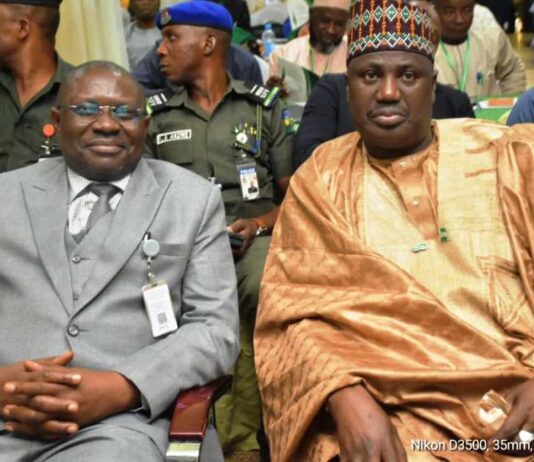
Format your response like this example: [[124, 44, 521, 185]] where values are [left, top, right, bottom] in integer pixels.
[[146, 1, 293, 457], [0, 0, 72, 172]]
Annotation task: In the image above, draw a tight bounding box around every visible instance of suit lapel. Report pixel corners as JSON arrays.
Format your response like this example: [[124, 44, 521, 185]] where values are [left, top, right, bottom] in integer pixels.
[[22, 160, 73, 315], [75, 159, 171, 314]]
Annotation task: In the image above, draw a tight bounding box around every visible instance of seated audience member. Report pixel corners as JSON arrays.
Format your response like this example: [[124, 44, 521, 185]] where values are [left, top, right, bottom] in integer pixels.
[[0, 0, 73, 173], [0, 61, 239, 462], [507, 87, 534, 125], [255, 1, 534, 461], [133, 41, 263, 94], [269, 0, 350, 78], [146, 1, 293, 457], [434, 0, 526, 99], [124, 0, 161, 70], [293, 0, 473, 168]]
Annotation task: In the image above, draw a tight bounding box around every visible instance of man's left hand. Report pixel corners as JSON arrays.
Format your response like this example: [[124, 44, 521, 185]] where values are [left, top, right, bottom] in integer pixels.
[[227, 219, 258, 257], [3, 360, 139, 439], [489, 378, 534, 456]]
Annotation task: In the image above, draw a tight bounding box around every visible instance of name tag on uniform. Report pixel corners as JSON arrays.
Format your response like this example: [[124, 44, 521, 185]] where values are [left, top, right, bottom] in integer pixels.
[[142, 280, 178, 337], [156, 129, 192, 145]]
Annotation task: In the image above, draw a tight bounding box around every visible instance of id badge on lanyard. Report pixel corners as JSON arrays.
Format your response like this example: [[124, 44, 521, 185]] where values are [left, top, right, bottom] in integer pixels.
[[141, 233, 178, 338], [236, 156, 260, 201], [232, 116, 262, 201]]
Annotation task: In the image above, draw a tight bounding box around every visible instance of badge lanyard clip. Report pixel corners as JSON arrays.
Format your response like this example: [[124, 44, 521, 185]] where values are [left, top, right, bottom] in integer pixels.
[[143, 232, 160, 284], [141, 232, 178, 337]]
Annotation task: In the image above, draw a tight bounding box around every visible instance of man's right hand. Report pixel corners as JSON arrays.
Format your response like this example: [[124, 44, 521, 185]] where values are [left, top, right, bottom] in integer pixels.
[[2, 355, 140, 441], [328, 384, 407, 462], [227, 219, 258, 258], [0, 351, 79, 440], [0, 351, 75, 407]]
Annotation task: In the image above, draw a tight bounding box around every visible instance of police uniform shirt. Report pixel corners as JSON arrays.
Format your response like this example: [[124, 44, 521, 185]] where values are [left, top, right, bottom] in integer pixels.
[[146, 77, 293, 223], [0, 56, 73, 173]]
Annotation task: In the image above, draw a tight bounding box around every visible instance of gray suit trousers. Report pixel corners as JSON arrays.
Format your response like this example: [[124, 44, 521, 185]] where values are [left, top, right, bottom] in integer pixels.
[[0, 425, 223, 462]]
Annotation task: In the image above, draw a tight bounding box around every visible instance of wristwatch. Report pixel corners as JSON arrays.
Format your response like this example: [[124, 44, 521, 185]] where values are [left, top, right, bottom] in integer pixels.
[[250, 218, 269, 237]]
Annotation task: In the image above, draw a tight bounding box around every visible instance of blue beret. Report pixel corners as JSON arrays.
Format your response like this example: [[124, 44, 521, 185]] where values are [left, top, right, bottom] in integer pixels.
[[157, 1, 234, 34]]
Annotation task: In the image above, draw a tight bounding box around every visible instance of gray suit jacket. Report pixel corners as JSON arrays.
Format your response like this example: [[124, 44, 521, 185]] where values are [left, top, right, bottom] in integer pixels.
[[0, 157, 239, 452]]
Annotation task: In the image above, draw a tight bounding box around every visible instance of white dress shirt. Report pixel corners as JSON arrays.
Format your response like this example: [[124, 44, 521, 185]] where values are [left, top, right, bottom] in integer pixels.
[[67, 168, 130, 236]]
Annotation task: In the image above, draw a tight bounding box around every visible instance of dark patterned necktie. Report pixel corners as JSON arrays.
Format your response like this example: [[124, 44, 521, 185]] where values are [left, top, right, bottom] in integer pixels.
[[86, 183, 120, 231], [73, 183, 119, 243]]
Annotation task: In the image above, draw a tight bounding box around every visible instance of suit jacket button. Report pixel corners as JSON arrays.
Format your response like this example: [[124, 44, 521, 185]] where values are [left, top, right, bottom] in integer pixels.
[[72, 255, 81, 264], [68, 324, 80, 337]]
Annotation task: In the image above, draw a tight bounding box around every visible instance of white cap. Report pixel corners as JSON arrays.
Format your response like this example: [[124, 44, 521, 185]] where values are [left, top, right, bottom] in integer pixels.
[[311, 0, 350, 11]]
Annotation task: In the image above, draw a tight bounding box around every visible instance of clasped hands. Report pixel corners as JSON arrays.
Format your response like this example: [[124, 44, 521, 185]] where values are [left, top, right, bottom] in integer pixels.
[[1, 351, 138, 441], [328, 380, 534, 462]]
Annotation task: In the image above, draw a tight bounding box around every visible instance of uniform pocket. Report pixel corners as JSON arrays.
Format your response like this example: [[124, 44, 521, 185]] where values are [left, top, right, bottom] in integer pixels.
[[155, 130, 194, 165]]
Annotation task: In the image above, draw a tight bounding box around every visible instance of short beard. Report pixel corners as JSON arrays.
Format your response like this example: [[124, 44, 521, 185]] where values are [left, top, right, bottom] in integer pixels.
[[309, 32, 342, 54]]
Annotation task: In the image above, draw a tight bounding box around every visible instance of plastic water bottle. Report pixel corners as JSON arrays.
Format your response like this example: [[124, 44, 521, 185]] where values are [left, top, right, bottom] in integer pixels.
[[261, 23, 276, 59]]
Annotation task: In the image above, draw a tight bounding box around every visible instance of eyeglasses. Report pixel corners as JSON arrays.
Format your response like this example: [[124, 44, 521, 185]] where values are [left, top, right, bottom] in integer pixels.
[[66, 102, 147, 122]]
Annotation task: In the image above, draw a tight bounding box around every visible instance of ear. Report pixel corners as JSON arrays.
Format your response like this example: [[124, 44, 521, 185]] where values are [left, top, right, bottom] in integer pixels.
[[142, 114, 151, 132], [432, 68, 438, 105], [202, 32, 217, 56], [18, 17, 31, 40]]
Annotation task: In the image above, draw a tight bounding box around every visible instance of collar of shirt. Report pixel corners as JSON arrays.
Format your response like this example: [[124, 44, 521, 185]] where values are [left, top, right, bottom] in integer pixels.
[[67, 168, 131, 236], [167, 73, 244, 109], [0, 55, 73, 108], [67, 168, 131, 203], [166, 73, 240, 119]]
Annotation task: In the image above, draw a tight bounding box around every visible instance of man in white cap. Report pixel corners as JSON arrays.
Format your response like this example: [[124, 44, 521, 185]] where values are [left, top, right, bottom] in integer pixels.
[[268, 0, 350, 78]]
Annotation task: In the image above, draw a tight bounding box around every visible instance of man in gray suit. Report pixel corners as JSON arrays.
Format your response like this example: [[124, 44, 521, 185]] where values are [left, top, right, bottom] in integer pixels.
[[0, 60, 239, 461]]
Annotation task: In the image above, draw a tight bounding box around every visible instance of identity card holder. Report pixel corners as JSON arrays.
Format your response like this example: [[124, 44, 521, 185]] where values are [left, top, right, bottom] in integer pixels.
[[236, 157, 260, 201], [141, 235, 178, 338]]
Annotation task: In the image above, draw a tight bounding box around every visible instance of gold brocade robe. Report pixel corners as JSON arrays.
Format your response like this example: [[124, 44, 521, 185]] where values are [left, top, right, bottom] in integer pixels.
[[255, 119, 534, 462]]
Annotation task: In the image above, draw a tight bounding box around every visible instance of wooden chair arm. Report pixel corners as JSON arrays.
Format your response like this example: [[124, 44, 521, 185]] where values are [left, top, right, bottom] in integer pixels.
[[168, 375, 232, 441]]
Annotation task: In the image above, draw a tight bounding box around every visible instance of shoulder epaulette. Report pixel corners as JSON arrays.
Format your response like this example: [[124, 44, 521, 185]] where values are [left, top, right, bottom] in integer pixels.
[[146, 90, 174, 115], [243, 82, 280, 109]]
